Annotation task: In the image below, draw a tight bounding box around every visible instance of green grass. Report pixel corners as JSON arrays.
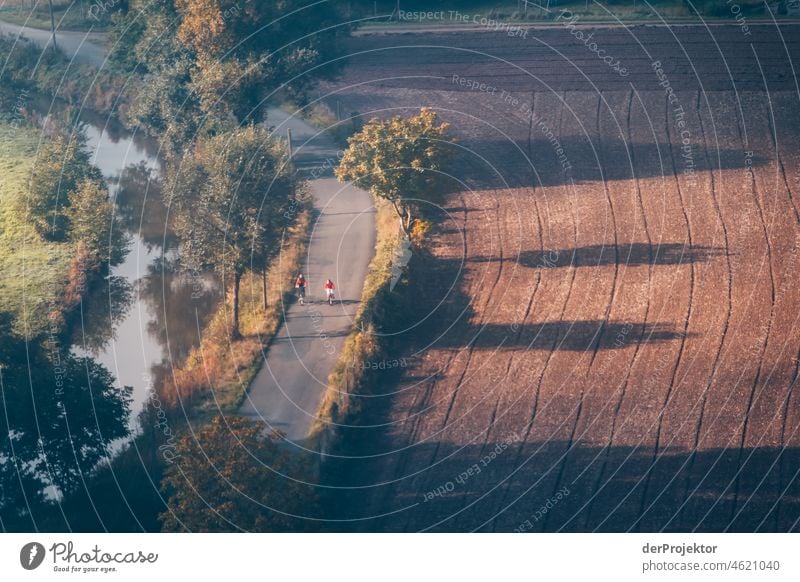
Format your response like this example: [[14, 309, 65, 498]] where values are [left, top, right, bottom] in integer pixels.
[[0, 121, 72, 336]]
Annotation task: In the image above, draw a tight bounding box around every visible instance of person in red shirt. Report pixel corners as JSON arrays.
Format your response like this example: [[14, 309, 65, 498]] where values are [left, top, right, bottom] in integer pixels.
[[324, 278, 335, 305], [295, 274, 307, 304]]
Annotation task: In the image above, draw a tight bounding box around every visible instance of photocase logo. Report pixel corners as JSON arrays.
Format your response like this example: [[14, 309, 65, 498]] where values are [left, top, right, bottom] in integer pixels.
[[20, 542, 46, 570]]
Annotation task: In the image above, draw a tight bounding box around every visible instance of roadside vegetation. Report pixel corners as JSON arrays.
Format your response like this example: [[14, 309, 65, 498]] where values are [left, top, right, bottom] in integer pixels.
[[159, 416, 318, 532], [163, 199, 313, 419]]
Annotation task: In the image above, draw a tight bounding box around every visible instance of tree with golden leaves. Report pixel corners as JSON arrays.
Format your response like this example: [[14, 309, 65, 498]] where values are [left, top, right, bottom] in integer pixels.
[[335, 108, 454, 238], [175, 0, 236, 57]]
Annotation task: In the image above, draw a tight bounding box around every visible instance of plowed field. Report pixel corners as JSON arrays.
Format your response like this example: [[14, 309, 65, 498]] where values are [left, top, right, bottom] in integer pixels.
[[321, 23, 800, 532]]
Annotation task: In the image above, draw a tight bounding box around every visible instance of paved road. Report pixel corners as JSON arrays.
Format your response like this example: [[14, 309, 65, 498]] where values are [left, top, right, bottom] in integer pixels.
[[0, 19, 106, 66], [238, 108, 375, 443]]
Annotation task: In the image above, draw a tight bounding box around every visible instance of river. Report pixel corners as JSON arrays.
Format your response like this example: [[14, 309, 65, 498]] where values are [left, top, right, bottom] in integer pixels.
[[66, 109, 223, 429]]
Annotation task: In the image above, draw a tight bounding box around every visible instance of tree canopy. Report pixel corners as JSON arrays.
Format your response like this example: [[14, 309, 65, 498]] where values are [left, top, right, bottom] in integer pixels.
[[165, 125, 296, 337], [114, 0, 351, 153], [159, 415, 317, 532], [26, 133, 101, 240], [335, 108, 455, 237], [0, 313, 132, 530]]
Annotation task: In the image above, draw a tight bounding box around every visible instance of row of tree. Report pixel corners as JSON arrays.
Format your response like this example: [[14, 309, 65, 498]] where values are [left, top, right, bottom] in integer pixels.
[[165, 125, 295, 338], [102, 1, 355, 336]]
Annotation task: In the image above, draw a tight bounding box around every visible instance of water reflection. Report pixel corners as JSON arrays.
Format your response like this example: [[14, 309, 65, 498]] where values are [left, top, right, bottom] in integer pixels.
[[115, 162, 176, 252], [71, 111, 221, 426], [140, 259, 223, 366], [71, 275, 134, 354]]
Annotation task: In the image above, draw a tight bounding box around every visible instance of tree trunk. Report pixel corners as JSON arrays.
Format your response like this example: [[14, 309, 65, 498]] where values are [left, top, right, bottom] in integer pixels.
[[231, 271, 242, 339], [262, 269, 268, 310], [390, 199, 411, 239], [47, 0, 57, 52]]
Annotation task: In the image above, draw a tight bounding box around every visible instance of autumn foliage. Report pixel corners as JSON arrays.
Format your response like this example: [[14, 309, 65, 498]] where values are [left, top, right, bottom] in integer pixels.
[[335, 108, 455, 237]]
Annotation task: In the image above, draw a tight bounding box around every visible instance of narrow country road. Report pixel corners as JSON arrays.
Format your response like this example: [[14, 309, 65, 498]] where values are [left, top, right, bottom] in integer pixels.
[[237, 109, 375, 442], [0, 19, 106, 66], [1, 17, 378, 443]]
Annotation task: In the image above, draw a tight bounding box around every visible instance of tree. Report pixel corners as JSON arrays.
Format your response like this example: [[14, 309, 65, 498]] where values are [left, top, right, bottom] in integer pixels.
[[159, 415, 317, 532], [67, 179, 129, 268], [26, 134, 101, 240], [335, 108, 454, 237], [128, 57, 205, 160], [165, 126, 295, 338], [115, 0, 350, 146], [0, 314, 132, 529]]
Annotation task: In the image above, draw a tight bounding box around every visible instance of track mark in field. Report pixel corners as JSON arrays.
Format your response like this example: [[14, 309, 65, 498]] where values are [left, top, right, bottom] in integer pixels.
[[726, 93, 778, 529], [481, 92, 551, 532], [744, 92, 800, 531], [676, 91, 736, 531], [691, 92, 774, 531], [584, 92, 621, 372], [633, 89, 696, 531], [771, 104, 800, 530], [553, 92, 637, 531], [584, 88, 655, 531], [543, 91, 620, 532], [591, 88, 691, 533], [487, 92, 584, 530]]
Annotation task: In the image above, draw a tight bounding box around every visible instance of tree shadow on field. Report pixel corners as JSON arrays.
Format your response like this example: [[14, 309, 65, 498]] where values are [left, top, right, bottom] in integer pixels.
[[469, 242, 728, 268], [326, 438, 800, 533], [433, 320, 689, 351], [453, 137, 767, 190], [317, 206, 758, 533]]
